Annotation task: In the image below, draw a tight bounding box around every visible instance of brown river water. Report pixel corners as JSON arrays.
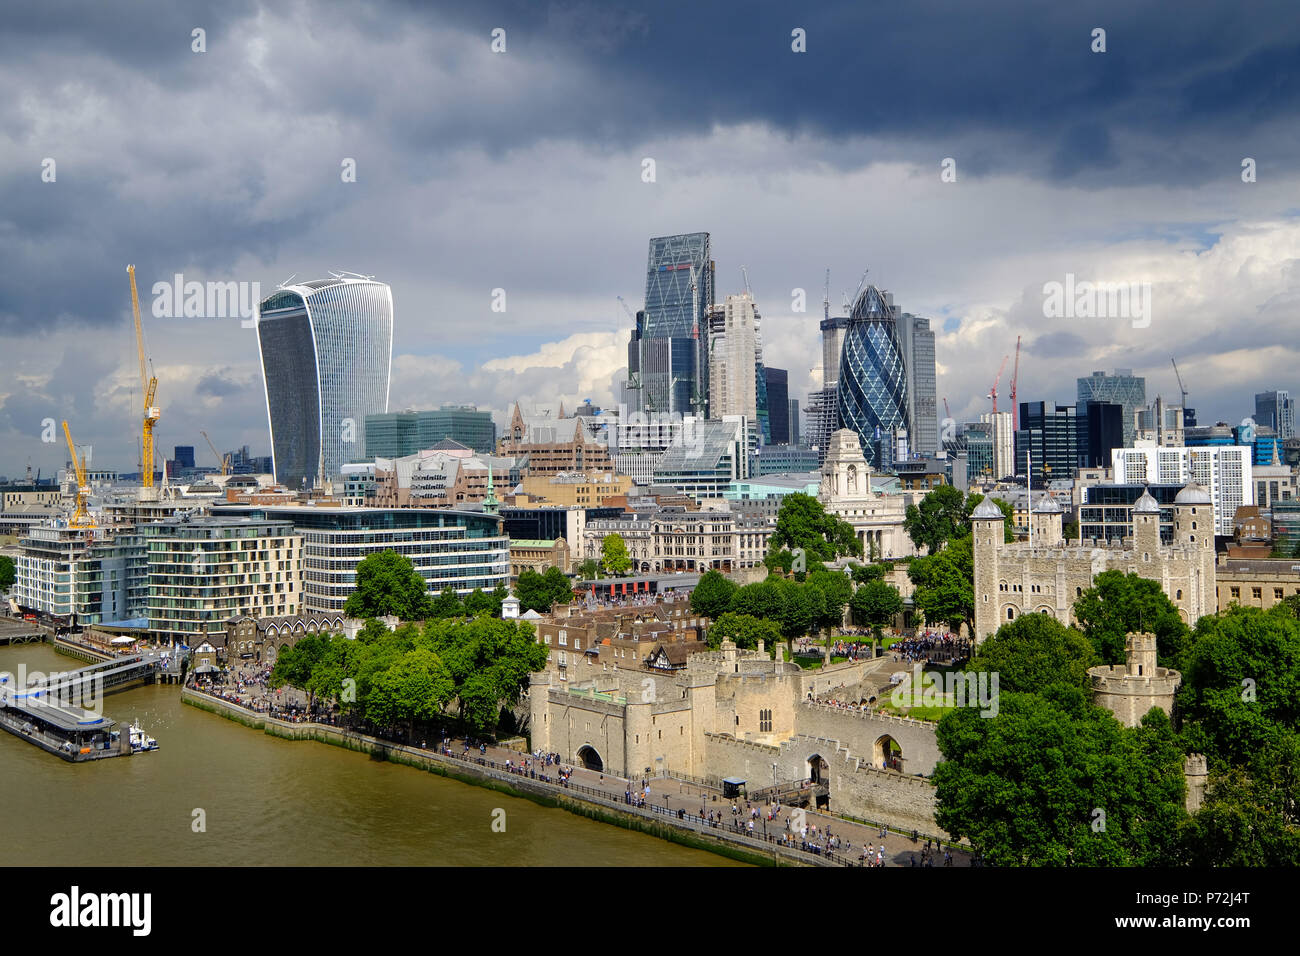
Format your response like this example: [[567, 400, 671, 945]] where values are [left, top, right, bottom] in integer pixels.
[[0, 644, 741, 867]]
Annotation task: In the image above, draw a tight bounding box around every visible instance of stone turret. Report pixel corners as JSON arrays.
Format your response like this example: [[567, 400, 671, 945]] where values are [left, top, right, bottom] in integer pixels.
[[1132, 488, 1161, 555], [971, 496, 1005, 643], [1088, 631, 1181, 727], [1029, 493, 1063, 546], [529, 671, 553, 752], [1184, 753, 1208, 813]]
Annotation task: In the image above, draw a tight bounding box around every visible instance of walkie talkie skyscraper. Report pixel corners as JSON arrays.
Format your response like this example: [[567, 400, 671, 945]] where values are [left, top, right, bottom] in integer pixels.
[[256, 274, 393, 489]]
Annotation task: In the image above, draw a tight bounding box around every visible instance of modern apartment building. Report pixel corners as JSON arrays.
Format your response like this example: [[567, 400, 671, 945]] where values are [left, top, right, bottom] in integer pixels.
[[142, 516, 303, 644], [1111, 445, 1252, 536], [14, 523, 147, 626]]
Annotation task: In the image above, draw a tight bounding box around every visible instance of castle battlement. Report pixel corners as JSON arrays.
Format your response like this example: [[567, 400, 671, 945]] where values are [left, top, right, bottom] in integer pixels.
[[800, 700, 939, 729], [703, 731, 781, 756]]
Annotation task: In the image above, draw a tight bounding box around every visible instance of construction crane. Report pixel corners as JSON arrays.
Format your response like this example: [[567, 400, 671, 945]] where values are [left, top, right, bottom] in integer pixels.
[[616, 295, 635, 321], [1171, 358, 1189, 408], [943, 397, 951, 420], [823, 268, 830, 322], [200, 430, 231, 477], [127, 264, 161, 498], [740, 265, 751, 297], [987, 354, 1009, 414], [1009, 335, 1021, 430], [62, 421, 95, 530]]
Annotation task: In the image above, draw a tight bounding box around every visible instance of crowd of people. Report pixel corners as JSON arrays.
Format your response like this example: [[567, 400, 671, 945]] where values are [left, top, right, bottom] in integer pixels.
[[891, 631, 972, 666]]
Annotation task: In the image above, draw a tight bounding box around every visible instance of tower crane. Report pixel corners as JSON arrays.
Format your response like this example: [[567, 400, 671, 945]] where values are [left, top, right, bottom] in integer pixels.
[[200, 430, 231, 477], [1009, 335, 1021, 430], [987, 354, 1009, 414], [943, 397, 951, 420], [62, 421, 96, 530], [616, 295, 635, 321], [127, 265, 161, 499], [1171, 358, 1189, 408]]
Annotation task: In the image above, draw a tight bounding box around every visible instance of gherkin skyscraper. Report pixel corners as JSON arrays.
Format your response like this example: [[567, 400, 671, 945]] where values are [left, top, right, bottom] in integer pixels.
[[837, 285, 909, 468]]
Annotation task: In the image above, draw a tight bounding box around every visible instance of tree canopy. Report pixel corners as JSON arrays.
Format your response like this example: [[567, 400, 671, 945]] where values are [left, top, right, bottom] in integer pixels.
[[1073, 570, 1190, 666], [850, 579, 902, 634], [767, 493, 862, 567], [907, 535, 974, 632], [271, 615, 547, 738], [965, 613, 1098, 694], [515, 567, 574, 614], [708, 612, 782, 651], [933, 689, 1187, 866], [0, 554, 15, 591], [343, 550, 430, 621], [690, 569, 738, 620], [600, 533, 631, 576]]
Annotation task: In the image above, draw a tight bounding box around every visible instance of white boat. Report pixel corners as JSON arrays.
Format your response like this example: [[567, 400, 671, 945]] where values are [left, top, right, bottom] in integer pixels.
[[128, 722, 158, 753]]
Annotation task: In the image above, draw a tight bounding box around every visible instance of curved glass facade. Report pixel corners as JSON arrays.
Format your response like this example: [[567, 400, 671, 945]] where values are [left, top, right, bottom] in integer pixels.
[[837, 286, 909, 468], [257, 278, 393, 489]]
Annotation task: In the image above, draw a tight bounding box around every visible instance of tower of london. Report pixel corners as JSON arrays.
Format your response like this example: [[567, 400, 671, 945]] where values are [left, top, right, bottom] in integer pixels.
[[972, 485, 1216, 642]]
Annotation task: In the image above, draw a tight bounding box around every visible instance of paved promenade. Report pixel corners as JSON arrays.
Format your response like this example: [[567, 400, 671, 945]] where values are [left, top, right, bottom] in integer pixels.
[[432, 733, 971, 867]]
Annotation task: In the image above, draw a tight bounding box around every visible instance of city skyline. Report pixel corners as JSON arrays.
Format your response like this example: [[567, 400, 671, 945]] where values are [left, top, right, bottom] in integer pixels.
[[4, 1, 1300, 474]]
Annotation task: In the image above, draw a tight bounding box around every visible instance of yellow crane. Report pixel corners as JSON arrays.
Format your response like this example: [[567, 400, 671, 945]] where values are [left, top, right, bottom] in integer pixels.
[[127, 264, 160, 495], [62, 421, 96, 530], [200, 430, 231, 477]]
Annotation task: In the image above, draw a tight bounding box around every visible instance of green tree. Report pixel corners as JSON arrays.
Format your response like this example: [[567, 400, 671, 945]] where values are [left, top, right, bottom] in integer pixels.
[[806, 569, 852, 632], [365, 648, 455, 734], [903, 484, 969, 554], [1063, 519, 1079, 543], [849, 562, 886, 583], [343, 551, 430, 621], [429, 587, 464, 619], [690, 569, 738, 620], [601, 533, 631, 576], [1177, 733, 1300, 866], [776, 579, 823, 644], [575, 558, 601, 581], [269, 633, 330, 711], [730, 579, 787, 623], [768, 493, 862, 567], [0, 554, 15, 591], [1073, 570, 1190, 666], [907, 535, 974, 632], [515, 567, 574, 614], [933, 690, 1187, 866], [1176, 605, 1300, 765], [424, 617, 548, 737], [850, 579, 903, 640], [707, 612, 782, 651], [966, 613, 1098, 694], [463, 588, 496, 615]]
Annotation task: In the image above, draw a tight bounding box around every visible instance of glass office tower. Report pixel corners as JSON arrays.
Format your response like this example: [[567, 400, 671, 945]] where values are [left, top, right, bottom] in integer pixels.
[[257, 276, 394, 489], [837, 286, 910, 468], [637, 233, 713, 416]]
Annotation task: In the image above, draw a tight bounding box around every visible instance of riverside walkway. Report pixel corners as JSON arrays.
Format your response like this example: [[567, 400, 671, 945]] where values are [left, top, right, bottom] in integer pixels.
[[185, 686, 970, 867]]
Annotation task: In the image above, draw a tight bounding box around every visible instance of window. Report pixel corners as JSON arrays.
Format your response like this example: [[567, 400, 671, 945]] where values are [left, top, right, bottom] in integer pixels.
[[1230, 587, 1240, 599], [1252, 588, 1262, 599], [760, 709, 772, 733]]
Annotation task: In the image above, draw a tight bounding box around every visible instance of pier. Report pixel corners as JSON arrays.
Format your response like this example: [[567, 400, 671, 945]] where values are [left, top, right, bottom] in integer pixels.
[[0, 650, 173, 761]]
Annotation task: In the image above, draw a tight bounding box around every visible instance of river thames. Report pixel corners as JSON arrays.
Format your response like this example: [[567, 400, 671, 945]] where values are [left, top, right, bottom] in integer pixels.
[[0, 645, 740, 866]]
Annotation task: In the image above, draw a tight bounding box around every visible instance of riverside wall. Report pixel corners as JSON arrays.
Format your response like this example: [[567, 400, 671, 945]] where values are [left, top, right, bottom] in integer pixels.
[[180, 687, 831, 867]]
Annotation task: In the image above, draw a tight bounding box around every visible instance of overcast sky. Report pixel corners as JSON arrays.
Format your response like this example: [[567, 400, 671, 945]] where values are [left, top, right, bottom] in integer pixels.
[[3, 0, 1300, 475]]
